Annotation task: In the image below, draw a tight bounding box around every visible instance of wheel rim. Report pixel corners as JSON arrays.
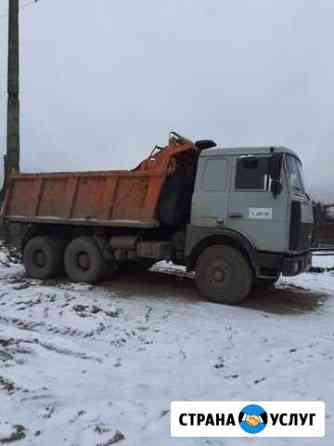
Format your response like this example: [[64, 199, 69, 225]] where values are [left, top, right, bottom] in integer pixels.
[[77, 252, 90, 271], [207, 259, 232, 289], [33, 249, 47, 268]]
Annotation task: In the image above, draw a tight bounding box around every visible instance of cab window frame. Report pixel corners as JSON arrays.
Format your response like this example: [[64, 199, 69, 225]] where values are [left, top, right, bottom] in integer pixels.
[[234, 155, 271, 192]]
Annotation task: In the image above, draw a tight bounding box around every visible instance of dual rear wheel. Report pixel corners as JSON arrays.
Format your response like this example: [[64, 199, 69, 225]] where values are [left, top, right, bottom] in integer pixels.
[[23, 236, 110, 283], [23, 236, 154, 283], [23, 236, 65, 280]]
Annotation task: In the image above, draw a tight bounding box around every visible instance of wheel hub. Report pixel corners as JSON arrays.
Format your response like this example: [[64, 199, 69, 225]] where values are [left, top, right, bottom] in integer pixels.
[[34, 250, 47, 268], [208, 260, 231, 288], [77, 252, 90, 271], [213, 269, 224, 282]]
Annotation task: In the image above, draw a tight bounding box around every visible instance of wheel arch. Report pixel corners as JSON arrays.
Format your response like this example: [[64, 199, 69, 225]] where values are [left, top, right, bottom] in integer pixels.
[[21, 224, 69, 252], [21, 224, 48, 252], [186, 229, 258, 274]]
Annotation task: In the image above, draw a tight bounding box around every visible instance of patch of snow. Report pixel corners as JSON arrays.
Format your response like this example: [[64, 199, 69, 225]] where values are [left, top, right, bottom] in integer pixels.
[[312, 254, 334, 269], [0, 248, 333, 445], [0, 421, 15, 439]]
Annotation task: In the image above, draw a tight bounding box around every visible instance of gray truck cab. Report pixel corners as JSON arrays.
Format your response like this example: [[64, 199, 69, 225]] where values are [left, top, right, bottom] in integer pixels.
[[186, 145, 313, 304]]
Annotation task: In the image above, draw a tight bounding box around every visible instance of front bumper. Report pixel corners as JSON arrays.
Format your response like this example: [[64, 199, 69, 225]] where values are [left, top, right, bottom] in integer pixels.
[[282, 252, 312, 276]]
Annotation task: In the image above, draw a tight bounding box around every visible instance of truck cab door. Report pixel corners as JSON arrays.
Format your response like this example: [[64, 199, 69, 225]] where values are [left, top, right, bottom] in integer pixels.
[[191, 156, 231, 227], [226, 155, 288, 252]]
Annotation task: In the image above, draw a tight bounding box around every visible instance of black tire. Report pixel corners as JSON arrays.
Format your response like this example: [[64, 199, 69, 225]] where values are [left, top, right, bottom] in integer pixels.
[[120, 259, 155, 273], [64, 237, 108, 283], [158, 174, 193, 227], [195, 245, 253, 305], [23, 236, 65, 280], [254, 276, 279, 288]]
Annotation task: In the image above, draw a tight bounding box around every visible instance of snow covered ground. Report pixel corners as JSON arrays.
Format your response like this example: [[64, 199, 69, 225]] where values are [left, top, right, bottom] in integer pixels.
[[0, 244, 333, 445]]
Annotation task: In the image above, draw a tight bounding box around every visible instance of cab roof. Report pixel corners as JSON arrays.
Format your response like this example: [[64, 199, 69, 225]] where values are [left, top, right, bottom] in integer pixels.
[[201, 146, 301, 161]]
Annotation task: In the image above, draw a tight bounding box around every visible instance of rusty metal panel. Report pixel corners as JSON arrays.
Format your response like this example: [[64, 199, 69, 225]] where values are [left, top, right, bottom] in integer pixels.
[[7, 177, 41, 217], [38, 177, 69, 218], [72, 176, 108, 219], [99, 177, 118, 220], [3, 134, 198, 227], [112, 177, 149, 220]]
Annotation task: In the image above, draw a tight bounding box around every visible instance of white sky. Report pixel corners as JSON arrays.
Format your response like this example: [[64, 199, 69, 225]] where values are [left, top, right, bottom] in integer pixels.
[[0, 0, 333, 202]]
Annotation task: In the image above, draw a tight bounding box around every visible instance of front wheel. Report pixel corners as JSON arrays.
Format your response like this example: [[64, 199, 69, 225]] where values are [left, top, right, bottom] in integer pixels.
[[195, 245, 253, 305]]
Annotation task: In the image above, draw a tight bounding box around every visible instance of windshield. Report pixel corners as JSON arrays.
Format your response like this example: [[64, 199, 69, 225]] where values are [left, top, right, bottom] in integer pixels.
[[286, 155, 305, 193]]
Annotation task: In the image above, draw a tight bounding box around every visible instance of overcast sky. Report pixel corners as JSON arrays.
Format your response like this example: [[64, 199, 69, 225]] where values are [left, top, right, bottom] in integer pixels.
[[0, 0, 333, 201]]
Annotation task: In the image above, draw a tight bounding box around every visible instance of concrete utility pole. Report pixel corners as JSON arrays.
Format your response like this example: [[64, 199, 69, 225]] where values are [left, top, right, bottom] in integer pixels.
[[6, 0, 20, 178]]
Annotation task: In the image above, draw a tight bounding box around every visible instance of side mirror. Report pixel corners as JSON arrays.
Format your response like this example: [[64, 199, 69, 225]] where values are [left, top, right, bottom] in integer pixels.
[[269, 153, 283, 197]]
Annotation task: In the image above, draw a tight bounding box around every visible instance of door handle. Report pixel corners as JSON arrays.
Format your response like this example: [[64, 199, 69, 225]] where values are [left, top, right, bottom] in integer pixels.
[[229, 212, 243, 218]]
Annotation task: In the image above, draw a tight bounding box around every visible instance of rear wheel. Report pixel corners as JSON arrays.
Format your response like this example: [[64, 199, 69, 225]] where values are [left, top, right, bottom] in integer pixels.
[[64, 237, 109, 283], [23, 236, 65, 280], [195, 245, 253, 305]]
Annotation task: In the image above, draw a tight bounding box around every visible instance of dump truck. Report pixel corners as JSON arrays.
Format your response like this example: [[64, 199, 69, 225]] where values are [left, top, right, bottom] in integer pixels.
[[1, 132, 313, 304]]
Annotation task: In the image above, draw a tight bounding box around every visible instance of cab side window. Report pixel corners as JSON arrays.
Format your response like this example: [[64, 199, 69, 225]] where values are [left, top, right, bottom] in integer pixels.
[[202, 159, 227, 191], [235, 157, 270, 191]]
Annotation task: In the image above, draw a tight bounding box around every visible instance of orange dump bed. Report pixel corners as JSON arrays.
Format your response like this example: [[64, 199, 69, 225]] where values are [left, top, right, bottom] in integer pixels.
[[2, 134, 198, 228]]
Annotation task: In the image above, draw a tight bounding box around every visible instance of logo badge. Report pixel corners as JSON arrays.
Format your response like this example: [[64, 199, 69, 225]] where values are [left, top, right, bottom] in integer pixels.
[[238, 404, 268, 434], [170, 401, 325, 437]]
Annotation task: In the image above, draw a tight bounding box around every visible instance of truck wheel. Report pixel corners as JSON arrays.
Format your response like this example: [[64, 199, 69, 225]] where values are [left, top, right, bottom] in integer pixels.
[[195, 245, 252, 305], [23, 236, 65, 280], [254, 276, 279, 288], [158, 174, 193, 227], [120, 259, 155, 273], [64, 237, 108, 283]]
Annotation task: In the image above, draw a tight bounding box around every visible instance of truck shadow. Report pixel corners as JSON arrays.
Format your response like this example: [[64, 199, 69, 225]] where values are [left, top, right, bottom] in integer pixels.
[[243, 285, 328, 315], [102, 270, 200, 304], [102, 270, 328, 315]]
